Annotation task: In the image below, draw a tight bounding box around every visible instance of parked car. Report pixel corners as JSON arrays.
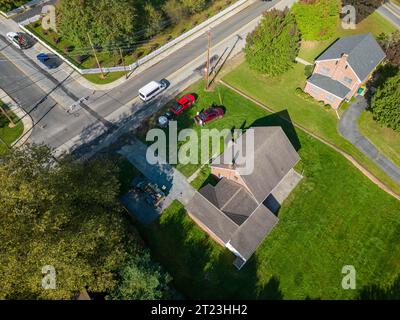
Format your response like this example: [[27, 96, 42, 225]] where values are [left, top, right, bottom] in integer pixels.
[[36, 53, 59, 69], [138, 80, 168, 102], [6, 32, 32, 50], [194, 107, 225, 126], [170, 94, 196, 116]]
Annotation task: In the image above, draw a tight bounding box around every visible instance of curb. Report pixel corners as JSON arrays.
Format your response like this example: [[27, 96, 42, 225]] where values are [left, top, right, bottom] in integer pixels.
[[0, 88, 33, 148], [18, 0, 256, 91]]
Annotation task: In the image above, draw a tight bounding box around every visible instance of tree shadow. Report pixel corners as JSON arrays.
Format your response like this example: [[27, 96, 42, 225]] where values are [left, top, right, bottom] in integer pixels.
[[341, 0, 382, 25], [250, 110, 302, 152], [358, 276, 400, 300]]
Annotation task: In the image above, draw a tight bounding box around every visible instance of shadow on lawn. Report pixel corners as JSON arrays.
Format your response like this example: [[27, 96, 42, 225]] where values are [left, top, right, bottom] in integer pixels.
[[251, 110, 301, 152], [138, 202, 284, 299], [358, 275, 400, 300]]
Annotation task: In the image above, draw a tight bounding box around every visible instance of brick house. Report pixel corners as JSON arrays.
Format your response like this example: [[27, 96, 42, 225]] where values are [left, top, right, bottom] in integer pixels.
[[304, 33, 386, 109], [186, 127, 301, 269]]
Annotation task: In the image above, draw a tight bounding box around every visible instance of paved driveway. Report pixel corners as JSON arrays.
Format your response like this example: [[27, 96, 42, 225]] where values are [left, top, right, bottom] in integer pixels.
[[339, 96, 400, 185], [118, 138, 196, 224]]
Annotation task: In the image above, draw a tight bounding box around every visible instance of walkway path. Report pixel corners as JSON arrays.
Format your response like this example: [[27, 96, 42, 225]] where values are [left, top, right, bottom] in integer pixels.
[[220, 80, 400, 201], [118, 138, 196, 223], [339, 96, 400, 185]]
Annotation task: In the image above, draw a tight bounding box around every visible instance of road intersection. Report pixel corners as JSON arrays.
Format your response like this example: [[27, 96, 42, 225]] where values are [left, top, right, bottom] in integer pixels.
[[0, 0, 292, 156]]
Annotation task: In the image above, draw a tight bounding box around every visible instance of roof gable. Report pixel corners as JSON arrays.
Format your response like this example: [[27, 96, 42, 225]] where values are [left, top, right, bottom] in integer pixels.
[[211, 127, 300, 203], [316, 33, 385, 80]]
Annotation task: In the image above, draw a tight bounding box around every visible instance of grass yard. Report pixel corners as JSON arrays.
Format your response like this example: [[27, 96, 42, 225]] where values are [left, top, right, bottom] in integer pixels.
[[359, 111, 400, 168], [298, 12, 397, 63], [0, 104, 24, 154], [222, 59, 400, 195], [137, 86, 400, 299]]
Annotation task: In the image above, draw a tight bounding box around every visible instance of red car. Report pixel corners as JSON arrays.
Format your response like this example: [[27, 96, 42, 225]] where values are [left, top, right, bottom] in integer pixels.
[[170, 94, 196, 115], [194, 107, 225, 126]]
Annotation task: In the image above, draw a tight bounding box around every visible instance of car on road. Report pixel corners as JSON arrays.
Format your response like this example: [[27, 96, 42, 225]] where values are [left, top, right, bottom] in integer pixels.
[[194, 107, 225, 126], [139, 80, 168, 102], [36, 53, 59, 69], [6, 32, 32, 50], [170, 94, 196, 115]]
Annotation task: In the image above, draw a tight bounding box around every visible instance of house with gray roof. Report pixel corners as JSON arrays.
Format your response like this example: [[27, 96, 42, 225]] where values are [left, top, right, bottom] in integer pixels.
[[186, 127, 302, 269], [304, 33, 386, 109]]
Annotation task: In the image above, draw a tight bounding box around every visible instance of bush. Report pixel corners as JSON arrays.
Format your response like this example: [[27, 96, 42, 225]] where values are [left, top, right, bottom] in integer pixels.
[[292, 0, 340, 41], [304, 65, 314, 78], [245, 9, 300, 76]]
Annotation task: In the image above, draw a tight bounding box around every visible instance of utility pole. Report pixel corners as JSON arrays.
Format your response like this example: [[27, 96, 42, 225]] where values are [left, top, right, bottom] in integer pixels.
[[0, 104, 15, 128], [87, 33, 105, 79], [119, 48, 128, 80], [205, 29, 211, 91]]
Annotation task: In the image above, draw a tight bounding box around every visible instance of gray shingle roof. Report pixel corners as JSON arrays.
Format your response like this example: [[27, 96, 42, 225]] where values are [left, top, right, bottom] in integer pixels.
[[199, 178, 258, 226], [212, 127, 300, 203], [307, 73, 351, 99], [316, 33, 386, 81], [229, 205, 278, 261], [186, 192, 238, 244]]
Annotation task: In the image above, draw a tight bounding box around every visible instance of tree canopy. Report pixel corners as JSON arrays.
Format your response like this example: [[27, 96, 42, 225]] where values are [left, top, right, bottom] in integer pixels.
[[292, 0, 339, 41], [0, 145, 141, 299], [0, 0, 25, 12], [107, 251, 173, 300], [57, 0, 139, 48], [244, 8, 300, 76], [378, 31, 400, 68], [370, 69, 400, 132], [342, 0, 383, 24]]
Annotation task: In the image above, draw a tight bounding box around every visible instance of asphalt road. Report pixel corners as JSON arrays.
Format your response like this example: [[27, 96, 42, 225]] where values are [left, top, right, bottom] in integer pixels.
[[85, 0, 282, 118], [0, 50, 98, 148], [0, 0, 282, 151], [339, 96, 400, 185]]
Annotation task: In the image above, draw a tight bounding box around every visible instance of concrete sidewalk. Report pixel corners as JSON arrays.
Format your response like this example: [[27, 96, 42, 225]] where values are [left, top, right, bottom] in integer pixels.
[[118, 139, 196, 224]]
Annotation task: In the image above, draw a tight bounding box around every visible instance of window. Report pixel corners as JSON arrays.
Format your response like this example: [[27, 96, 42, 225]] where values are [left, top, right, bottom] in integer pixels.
[[326, 94, 336, 102], [343, 76, 353, 85], [320, 66, 330, 75], [310, 86, 320, 95]]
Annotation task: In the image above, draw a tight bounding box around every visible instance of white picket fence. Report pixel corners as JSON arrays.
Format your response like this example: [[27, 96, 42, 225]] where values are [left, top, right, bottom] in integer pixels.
[[19, 0, 247, 75]]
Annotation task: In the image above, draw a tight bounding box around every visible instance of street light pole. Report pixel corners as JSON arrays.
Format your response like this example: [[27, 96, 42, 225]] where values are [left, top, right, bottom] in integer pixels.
[[119, 48, 128, 80], [205, 29, 211, 91], [87, 33, 105, 79]]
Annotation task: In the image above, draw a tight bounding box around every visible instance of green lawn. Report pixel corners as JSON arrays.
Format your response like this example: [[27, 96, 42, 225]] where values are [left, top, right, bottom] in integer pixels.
[[359, 111, 400, 168], [137, 86, 400, 299], [298, 12, 397, 63], [223, 60, 400, 195], [0, 104, 24, 154]]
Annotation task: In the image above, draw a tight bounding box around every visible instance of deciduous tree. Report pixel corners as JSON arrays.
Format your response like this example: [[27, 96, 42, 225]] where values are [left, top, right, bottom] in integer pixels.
[[244, 9, 300, 76], [292, 0, 339, 41], [0, 145, 137, 299], [370, 70, 400, 132]]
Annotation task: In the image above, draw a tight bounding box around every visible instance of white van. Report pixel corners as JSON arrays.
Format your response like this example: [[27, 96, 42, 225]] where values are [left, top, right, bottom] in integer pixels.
[[138, 80, 167, 102]]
